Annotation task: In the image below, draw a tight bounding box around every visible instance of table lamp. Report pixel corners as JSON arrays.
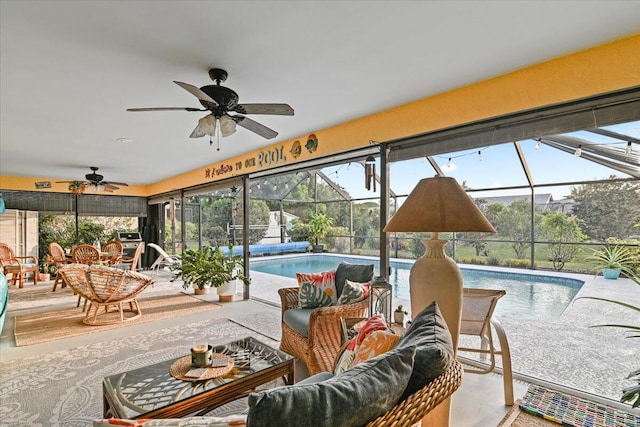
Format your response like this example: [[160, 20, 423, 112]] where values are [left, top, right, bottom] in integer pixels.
[[383, 176, 495, 349], [383, 176, 495, 427]]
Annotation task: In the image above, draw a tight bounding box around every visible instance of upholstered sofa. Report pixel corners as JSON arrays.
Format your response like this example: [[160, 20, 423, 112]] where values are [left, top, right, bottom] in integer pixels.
[[94, 302, 462, 427], [279, 261, 375, 375]]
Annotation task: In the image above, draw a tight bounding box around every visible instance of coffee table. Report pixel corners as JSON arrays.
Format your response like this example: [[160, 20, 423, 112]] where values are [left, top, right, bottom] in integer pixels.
[[103, 336, 295, 419]]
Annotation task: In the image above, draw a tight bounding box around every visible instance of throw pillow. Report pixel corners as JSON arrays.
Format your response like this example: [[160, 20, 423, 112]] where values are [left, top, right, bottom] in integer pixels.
[[298, 282, 332, 308], [92, 415, 247, 426], [334, 262, 374, 297], [336, 279, 370, 305], [296, 270, 337, 307], [396, 301, 454, 399], [334, 315, 391, 374], [247, 345, 416, 427]]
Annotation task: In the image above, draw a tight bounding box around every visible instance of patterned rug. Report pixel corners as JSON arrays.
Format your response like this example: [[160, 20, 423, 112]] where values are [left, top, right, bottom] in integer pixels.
[[519, 385, 640, 427], [0, 317, 278, 426]]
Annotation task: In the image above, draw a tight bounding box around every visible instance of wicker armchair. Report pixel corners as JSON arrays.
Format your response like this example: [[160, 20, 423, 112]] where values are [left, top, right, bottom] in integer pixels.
[[58, 264, 154, 325], [100, 240, 123, 266], [279, 288, 369, 374], [366, 359, 464, 426], [49, 242, 72, 291], [0, 242, 38, 288]]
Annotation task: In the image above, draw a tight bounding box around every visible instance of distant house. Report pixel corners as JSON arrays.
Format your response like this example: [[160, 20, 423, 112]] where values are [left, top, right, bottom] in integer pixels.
[[475, 193, 575, 213]]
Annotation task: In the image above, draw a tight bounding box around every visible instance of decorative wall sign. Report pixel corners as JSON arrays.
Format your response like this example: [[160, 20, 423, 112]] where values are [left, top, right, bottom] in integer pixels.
[[305, 134, 318, 153], [35, 181, 51, 189], [289, 141, 301, 159]]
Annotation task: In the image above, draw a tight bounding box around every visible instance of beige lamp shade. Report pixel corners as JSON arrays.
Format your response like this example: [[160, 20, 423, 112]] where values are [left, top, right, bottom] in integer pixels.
[[383, 176, 495, 233]]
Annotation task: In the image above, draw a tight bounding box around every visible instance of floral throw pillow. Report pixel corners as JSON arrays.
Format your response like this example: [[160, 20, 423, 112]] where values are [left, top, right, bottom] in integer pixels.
[[336, 279, 370, 305], [296, 270, 337, 308], [334, 315, 396, 374]]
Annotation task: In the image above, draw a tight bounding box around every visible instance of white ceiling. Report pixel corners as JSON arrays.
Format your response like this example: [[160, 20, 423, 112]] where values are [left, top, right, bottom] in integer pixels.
[[2, 1, 639, 187]]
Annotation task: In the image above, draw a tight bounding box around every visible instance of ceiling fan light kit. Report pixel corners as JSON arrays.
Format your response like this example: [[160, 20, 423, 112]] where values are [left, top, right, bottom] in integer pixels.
[[127, 68, 294, 146]]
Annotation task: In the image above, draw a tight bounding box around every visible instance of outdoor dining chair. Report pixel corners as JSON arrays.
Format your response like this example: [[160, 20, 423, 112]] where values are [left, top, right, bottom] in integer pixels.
[[100, 241, 123, 266], [458, 287, 514, 405], [49, 242, 72, 291], [0, 242, 39, 288]]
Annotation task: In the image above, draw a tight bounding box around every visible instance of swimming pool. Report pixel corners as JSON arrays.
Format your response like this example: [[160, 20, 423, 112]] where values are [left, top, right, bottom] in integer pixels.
[[250, 254, 585, 320]]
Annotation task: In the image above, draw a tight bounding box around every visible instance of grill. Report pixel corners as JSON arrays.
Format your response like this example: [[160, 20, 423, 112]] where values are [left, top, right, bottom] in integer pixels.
[[116, 232, 144, 268]]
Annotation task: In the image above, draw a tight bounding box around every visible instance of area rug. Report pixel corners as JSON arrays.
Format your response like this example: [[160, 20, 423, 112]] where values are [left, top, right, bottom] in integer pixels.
[[0, 317, 277, 426], [518, 385, 640, 427], [498, 400, 563, 427], [227, 310, 281, 341], [14, 293, 222, 346]]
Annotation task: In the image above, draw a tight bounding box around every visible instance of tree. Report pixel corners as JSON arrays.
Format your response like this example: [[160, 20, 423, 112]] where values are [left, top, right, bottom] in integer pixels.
[[539, 212, 587, 271], [494, 199, 536, 259], [570, 178, 640, 241]]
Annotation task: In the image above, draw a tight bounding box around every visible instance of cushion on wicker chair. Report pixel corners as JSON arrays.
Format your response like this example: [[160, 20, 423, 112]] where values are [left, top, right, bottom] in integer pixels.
[[396, 301, 454, 399], [247, 345, 416, 427], [282, 308, 314, 337], [334, 262, 375, 297]]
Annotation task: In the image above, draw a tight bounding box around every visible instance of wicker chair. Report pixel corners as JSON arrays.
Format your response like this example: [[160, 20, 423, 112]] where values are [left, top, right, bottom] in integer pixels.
[[57, 264, 155, 325], [49, 242, 72, 291], [100, 240, 123, 266], [0, 242, 38, 288], [366, 359, 464, 426], [278, 262, 374, 375], [72, 244, 100, 265], [113, 243, 143, 272]]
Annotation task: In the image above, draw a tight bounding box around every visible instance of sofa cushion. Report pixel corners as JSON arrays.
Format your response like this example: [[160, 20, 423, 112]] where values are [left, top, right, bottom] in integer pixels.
[[247, 345, 416, 427], [336, 279, 370, 305], [334, 262, 374, 297], [296, 371, 335, 385], [283, 308, 314, 338], [396, 301, 454, 399], [296, 270, 337, 307]]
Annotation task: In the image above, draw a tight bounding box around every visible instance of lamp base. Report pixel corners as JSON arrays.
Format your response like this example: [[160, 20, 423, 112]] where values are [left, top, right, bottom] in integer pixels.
[[409, 238, 462, 349], [409, 238, 462, 427]]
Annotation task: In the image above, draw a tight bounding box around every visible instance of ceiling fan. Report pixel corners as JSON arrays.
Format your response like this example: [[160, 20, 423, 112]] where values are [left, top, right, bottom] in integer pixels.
[[127, 68, 294, 143], [56, 167, 129, 192]]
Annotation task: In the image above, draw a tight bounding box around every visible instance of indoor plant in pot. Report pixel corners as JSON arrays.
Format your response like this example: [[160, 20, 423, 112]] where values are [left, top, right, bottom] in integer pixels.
[[590, 245, 635, 280], [170, 245, 250, 300]]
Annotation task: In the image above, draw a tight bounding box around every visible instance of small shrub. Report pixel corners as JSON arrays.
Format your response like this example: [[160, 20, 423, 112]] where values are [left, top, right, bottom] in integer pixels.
[[459, 257, 486, 265], [486, 256, 502, 266], [504, 258, 531, 268]]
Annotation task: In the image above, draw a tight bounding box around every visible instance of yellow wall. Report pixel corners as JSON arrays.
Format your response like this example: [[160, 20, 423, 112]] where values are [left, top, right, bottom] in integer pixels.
[[3, 33, 639, 197]]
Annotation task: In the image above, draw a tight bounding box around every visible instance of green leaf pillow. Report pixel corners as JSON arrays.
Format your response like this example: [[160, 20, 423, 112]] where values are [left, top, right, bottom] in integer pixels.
[[336, 280, 370, 305], [298, 282, 333, 308]]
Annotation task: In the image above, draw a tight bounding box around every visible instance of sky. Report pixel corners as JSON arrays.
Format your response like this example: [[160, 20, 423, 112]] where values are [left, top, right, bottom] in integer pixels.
[[322, 121, 639, 202]]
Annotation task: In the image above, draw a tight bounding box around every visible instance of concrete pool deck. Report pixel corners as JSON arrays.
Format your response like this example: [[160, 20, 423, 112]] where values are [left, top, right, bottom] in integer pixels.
[[247, 259, 640, 408]]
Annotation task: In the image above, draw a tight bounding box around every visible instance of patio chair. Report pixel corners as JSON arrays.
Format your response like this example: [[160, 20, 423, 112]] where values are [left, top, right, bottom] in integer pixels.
[[113, 243, 143, 272], [49, 242, 72, 291], [278, 262, 374, 375], [0, 242, 39, 288], [100, 240, 123, 266], [72, 244, 101, 265], [458, 288, 514, 405], [57, 264, 155, 325], [148, 242, 181, 275]]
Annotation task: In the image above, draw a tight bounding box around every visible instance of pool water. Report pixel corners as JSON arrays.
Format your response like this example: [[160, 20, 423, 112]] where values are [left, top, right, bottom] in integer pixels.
[[250, 254, 584, 320]]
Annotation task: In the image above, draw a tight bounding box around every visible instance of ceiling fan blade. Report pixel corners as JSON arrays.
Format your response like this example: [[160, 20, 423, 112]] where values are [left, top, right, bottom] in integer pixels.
[[236, 103, 294, 116], [190, 125, 206, 138], [102, 181, 128, 187], [102, 183, 120, 191], [233, 115, 278, 139], [174, 81, 218, 106], [127, 107, 206, 112]]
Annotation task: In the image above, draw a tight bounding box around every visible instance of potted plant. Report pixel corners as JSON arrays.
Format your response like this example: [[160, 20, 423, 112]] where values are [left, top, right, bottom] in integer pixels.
[[590, 245, 635, 280], [394, 305, 408, 325], [68, 181, 86, 194], [39, 259, 52, 281], [170, 245, 250, 300], [308, 213, 333, 253]]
